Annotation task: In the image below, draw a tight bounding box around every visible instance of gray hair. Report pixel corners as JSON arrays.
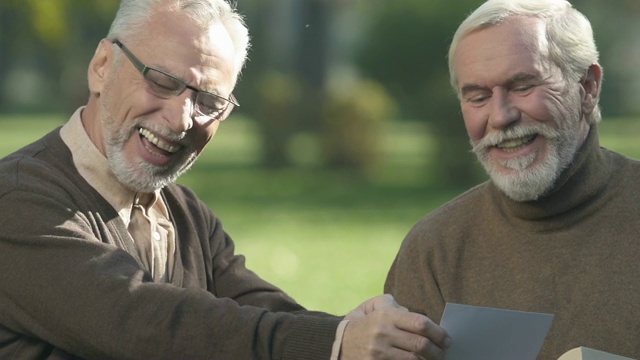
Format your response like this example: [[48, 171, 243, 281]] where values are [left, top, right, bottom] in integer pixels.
[[448, 0, 601, 124], [106, 0, 250, 76]]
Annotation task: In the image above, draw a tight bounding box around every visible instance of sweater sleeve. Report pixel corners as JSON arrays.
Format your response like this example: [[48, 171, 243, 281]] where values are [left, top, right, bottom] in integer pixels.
[[169, 184, 344, 359], [0, 184, 340, 360], [207, 215, 344, 360], [384, 219, 448, 323]]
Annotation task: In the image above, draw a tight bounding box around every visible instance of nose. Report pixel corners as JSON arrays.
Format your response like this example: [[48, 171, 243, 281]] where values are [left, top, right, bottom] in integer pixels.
[[488, 88, 520, 130], [162, 91, 194, 133]]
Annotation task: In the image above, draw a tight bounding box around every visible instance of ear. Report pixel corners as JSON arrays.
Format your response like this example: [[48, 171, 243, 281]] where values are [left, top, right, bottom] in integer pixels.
[[87, 39, 114, 96], [579, 63, 602, 116]]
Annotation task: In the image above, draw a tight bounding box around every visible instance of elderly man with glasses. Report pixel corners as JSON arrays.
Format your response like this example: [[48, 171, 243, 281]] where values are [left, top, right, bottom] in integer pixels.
[[0, 0, 449, 359]]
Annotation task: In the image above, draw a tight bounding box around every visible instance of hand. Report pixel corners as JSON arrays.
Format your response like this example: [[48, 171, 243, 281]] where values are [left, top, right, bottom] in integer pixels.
[[340, 294, 450, 360]]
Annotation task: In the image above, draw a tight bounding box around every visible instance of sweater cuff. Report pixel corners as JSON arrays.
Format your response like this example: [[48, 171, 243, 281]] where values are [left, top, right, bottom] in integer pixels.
[[283, 315, 342, 360], [330, 320, 350, 360]]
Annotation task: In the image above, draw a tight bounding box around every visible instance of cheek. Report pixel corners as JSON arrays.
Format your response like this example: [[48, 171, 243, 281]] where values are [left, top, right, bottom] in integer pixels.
[[542, 97, 579, 129], [192, 121, 220, 153], [461, 106, 486, 144], [103, 81, 144, 126], [520, 91, 568, 129]]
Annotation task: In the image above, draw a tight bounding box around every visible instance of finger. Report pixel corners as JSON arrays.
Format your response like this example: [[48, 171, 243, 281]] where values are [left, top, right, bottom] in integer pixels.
[[374, 294, 410, 312], [394, 312, 451, 349], [356, 294, 406, 316], [373, 294, 399, 310], [380, 347, 425, 360], [392, 331, 447, 360]]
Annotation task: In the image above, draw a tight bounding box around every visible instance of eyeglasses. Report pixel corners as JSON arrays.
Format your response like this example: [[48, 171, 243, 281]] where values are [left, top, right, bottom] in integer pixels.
[[112, 39, 238, 120]]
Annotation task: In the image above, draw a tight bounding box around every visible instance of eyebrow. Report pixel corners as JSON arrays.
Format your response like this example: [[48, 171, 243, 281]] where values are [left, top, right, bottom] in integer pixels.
[[505, 73, 538, 86], [460, 72, 539, 96], [155, 65, 224, 97]]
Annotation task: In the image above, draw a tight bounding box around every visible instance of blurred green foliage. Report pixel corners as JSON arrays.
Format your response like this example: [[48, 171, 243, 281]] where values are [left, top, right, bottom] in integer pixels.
[[0, 0, 118, 113], [356, 0, 486, 187], [1, 0, 638, 187], [321, 79, 397, 176]]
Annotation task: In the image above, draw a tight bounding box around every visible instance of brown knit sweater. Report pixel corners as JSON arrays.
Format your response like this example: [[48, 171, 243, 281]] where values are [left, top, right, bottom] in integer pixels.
[[385, 128, 640, 359], [0, 128, 340, 360]]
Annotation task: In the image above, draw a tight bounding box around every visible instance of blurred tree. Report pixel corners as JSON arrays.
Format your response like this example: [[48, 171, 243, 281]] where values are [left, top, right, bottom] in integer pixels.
[[235, 0, 299, 168], [321, 79, 397, 177], [0, 0, 117, 113], [237, 0, 330, 168], [356, 0, 486, 188], [0, 0, 59, 112], [572, 0, 640, 117], [2, 0, 636, 176]]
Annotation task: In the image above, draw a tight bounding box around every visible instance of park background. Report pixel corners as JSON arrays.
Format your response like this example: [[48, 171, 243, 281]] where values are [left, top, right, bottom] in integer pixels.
[[1, 0, 639, 315]]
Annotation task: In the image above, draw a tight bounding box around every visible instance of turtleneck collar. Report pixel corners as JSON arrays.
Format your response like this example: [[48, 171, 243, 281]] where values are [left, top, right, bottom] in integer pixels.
[[489, 126, 612, 230]]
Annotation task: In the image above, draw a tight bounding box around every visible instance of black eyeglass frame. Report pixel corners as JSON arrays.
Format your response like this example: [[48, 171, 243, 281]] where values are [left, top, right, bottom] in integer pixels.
[[111, 39, 239, 119]]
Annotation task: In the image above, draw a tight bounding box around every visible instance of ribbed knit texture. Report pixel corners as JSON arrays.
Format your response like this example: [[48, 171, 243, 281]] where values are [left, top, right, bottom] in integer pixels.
[[386, 128, 640, 359], [284, 316, 343, 360]]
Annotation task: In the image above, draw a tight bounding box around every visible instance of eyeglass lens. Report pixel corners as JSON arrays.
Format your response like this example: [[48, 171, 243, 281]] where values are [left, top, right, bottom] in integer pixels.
[[143, 68, 231, 118]]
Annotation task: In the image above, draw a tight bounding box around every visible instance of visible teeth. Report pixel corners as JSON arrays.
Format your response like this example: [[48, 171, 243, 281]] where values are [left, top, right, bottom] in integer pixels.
[[138, 128, 180, 153], [497, 134, 536, 153]]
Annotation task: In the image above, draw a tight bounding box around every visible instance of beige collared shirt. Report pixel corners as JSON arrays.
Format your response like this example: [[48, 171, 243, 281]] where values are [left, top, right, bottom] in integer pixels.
[[60, 107, 175, 282]]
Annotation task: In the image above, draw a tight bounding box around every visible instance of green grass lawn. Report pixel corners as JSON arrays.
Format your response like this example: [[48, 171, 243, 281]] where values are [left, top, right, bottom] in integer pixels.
[[1, 113, 638, 314]]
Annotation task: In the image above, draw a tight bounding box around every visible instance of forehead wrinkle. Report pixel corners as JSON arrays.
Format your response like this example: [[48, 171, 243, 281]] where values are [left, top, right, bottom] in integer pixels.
[[456, 36, 550, 95], [461, 72, 538, 95], [194, 52, 225, 89], [199, 25, 237, 91], [141, 51, 230, 98], [134, 6, 236, 97]]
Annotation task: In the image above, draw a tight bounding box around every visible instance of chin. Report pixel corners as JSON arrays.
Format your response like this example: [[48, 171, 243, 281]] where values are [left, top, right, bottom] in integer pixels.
[[489, 160, 560, 202]]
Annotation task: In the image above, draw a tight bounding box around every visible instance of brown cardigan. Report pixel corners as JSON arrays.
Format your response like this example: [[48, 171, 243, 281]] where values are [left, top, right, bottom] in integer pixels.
[[386, 128, 640, 359], [0, 128, 340, 360]]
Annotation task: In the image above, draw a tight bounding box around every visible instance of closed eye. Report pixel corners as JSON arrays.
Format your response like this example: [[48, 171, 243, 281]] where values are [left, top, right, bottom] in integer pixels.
[[149, 79, 177, 92], [465, 94, 491, 106], [460, 84, 492, 107], [512, 84, 535, 94]]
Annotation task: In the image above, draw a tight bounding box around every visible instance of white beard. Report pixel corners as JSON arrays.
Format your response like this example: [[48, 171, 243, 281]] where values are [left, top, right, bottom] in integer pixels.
[[472, 117, 585, 202], [98, 89, 196, 192]]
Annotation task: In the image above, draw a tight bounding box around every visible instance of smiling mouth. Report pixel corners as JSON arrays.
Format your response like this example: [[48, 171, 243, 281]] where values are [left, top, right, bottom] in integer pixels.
[[496, 134, 537, 153], [138, 128, 181, 154]]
